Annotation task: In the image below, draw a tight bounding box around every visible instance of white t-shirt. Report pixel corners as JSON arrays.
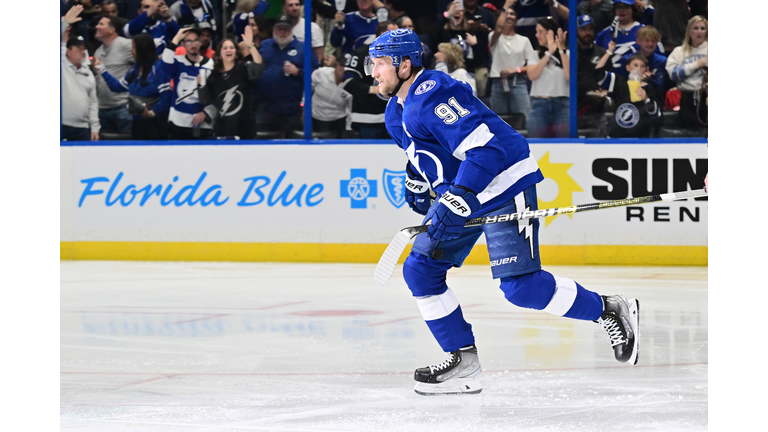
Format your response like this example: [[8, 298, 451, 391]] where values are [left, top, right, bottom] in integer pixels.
[[293, 18, 325, 48], [311, 67, 351, 122], [488, 32, 534, 78], [527, 50, 569, 98]]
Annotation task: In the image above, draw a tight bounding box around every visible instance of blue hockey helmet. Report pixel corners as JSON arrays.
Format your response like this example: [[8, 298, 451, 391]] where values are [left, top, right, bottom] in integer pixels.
[[365, 29, 423, 75]]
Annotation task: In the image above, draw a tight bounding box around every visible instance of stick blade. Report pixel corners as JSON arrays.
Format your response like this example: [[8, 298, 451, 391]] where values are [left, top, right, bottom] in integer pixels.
[[374, 231, 412, 285]]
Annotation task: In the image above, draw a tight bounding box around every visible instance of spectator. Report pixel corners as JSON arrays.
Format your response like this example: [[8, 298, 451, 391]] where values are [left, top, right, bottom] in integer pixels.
[[341, 21, 395, 139], [461, 0, 496, 98], [384, 0, 408, 23], [124, 0, 181, 55], [93, 14, 135, 136], [169, 0, 217, 32], [311, 51, 352, 138], [395, 16, 433, 69], [576, 14, 613, 115], [430, 2, 476, 74], [511, 0, 567, 49], [576, 0, 615, 34], [162, 27, 215, 139], [95, 33, 173, 140], [617, 26, 667, 97], [653, 0, 690, 53], [595, 0, 645, 69], [88, 0, 127, 43], [237, 14, 269, 56], [283, 0, 326, 63], [434, 42, 477, 96], [600, 54, 663, 137], [61, 6, 100, 141], [665, 15, 707, 130], [489, 4, 534, 125], [175, 22, 216, 58], [330, 0, 379, 54], [232, 0, 270, 42], [255, 14, 320, 137], [198, 27, 265, 139], [526, 17, 570, 138]]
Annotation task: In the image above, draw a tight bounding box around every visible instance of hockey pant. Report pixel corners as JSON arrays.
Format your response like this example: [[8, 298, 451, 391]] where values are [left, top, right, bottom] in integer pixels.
[[403, 186, 605, 352]]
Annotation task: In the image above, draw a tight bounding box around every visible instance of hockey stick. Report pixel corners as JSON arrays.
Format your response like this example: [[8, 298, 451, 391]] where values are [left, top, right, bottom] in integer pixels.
[[374, 188, 708, 285]]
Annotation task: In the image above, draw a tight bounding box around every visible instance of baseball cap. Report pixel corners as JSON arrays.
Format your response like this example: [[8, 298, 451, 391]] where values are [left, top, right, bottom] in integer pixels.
[[577, 15, 594, 28], [274, 14, 292, 28], [66, 35, 87, 49], [614, 0, 635, 6]]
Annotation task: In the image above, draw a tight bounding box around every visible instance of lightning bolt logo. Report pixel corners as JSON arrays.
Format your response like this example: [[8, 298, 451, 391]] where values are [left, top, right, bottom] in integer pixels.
[[515, 192, 535, 260], [219, 87, 242, 117]]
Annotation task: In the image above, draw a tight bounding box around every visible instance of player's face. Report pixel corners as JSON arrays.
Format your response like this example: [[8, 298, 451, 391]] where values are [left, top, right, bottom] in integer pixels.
[[690, 22, 707, 46], [370, 56, 398, 96]]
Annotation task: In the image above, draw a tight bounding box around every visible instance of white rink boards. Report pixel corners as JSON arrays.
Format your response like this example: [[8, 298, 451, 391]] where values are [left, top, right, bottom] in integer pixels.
[[61, 261, 708, 431]]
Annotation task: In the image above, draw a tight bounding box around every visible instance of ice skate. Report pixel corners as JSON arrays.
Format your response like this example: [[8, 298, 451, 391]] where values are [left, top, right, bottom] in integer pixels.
[[413, 344, 482, 395], [598, 295, 640, 365]]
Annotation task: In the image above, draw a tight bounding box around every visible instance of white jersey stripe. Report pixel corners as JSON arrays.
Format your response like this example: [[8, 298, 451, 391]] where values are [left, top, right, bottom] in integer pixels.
[[452, 123, 495, 161], [476, 152, 540, 204]]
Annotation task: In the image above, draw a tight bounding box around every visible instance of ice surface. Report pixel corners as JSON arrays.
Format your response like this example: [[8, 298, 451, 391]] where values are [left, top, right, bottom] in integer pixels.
[[61, 261, 707, 431]]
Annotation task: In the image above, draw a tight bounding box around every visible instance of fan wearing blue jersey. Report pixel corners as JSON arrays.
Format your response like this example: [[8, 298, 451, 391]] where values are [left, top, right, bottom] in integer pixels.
[[124, 0, 181, 56], [595, 0, 645, 69], [162, 27, 215, 139], [331, 0, 380, 54], [367, 29, 641, 396]]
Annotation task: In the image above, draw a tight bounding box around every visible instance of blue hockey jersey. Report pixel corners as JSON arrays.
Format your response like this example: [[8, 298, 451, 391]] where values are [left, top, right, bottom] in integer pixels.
[[595, 22, 664, 70], [330, 12, 378, 54], [100, 60, 173, 120], [161, 44, 214, 129], [385, 69, 544, 214], [123, 12, 181, 56]]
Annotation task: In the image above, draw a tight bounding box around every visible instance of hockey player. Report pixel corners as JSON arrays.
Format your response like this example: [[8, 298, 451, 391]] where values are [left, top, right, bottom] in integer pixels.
[[366, 29, 640, 396]]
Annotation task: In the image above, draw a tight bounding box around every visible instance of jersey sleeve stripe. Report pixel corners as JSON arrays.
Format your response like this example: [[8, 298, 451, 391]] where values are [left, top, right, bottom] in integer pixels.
[[476, 153, 540, 204], [452, 123, 495, 161]]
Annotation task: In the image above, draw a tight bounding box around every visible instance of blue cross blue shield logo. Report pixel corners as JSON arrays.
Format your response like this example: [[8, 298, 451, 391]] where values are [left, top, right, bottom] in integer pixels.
[[340, 169, 377, 208], [383, 169, 406, 208]]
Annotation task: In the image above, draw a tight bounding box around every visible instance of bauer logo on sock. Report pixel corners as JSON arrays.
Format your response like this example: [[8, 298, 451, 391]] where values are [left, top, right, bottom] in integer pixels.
[[439, 192, 471, 216]]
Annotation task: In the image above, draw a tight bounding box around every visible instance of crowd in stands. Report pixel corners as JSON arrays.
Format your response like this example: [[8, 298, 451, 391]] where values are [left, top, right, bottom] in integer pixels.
[[60, 0, 708, 141]]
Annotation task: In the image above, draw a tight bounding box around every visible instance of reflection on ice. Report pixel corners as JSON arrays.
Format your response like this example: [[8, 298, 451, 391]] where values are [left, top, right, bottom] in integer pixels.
[[61, 261, 708, 431]]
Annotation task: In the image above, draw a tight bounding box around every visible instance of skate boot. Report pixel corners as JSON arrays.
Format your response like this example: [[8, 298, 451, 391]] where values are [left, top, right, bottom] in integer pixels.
[[597, 295, 640, 365], [413, 344, 482, 395]]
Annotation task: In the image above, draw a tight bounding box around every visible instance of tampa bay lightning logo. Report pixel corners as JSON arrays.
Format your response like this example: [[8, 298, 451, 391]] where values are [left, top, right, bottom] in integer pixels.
[[288, 49, 298, 56], [383, 169, 406, 208], [390, 29, 411, 36], [616, 103, 640, 129], [415, 80, 437, 95]]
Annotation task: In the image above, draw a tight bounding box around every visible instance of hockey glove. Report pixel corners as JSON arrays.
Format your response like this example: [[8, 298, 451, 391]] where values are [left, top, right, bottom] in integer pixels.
[[426, 185, 481, 241], [404, 162, 432, 215]]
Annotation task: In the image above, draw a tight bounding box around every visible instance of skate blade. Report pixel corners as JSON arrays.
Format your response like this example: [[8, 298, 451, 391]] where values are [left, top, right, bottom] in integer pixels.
[[628, 298, 640, 365], [414, 378, 482, 396]]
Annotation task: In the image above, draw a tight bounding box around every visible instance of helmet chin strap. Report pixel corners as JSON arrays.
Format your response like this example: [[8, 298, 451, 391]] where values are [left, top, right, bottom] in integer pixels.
[[387, 64, 414, 98]]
